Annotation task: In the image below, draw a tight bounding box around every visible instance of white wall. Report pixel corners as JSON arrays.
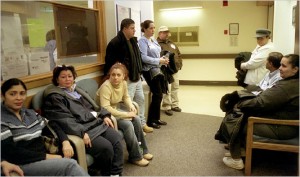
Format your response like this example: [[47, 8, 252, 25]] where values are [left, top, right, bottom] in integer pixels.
[[104, 0, 154, 43], [273, 0, 297, 55]]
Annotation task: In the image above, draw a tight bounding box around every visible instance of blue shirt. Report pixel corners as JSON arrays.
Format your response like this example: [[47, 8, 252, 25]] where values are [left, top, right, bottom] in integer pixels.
[[138, 36, 161, 71], [258, 69, 282, 90]]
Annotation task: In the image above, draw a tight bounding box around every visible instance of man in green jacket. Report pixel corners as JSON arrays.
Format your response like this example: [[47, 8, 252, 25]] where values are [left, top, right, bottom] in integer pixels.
[[157, 26, 183, 116]]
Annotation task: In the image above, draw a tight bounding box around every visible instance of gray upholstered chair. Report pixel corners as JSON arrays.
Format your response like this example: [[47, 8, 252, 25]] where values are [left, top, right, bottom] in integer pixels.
[[245, 116, 299, 176], [31, 78, 113, 171], [31, 86, 92, 171]]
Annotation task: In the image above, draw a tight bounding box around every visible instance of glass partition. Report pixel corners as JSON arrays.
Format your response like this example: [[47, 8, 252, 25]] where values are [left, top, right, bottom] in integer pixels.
[[1, 1, 100, 81]]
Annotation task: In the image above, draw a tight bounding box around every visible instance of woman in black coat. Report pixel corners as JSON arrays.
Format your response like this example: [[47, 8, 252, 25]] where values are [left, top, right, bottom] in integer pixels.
[[42, 65, 123, 176]]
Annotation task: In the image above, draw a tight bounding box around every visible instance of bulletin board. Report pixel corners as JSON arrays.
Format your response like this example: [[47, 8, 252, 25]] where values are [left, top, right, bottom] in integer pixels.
[[116, 4, 131, 32]]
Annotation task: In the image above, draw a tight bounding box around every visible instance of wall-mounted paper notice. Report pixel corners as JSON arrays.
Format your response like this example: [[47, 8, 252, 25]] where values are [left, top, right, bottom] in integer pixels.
[[1, 52, 29, 80], [28, 51, 50, 75]]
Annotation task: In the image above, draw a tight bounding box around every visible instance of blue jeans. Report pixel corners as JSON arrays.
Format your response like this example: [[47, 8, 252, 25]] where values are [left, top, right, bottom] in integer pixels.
[[117, 116, 149, 162], [127, 79, 147, 126], [20, 158, 88, 176]]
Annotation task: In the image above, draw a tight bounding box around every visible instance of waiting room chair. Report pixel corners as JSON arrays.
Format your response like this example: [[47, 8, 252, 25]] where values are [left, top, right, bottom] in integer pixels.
[[142, 80, 151, 120], [31, 87, 92, 172], [245, 116, 299, 176], [32, 78, 116, 172]]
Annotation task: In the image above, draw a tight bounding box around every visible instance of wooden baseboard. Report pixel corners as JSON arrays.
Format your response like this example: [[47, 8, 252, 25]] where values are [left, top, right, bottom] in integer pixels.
[[179, 80, 238, 86]]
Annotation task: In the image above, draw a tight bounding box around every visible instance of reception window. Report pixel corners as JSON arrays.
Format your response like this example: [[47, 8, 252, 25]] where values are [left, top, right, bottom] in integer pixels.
[[1, 1, 101, 81]]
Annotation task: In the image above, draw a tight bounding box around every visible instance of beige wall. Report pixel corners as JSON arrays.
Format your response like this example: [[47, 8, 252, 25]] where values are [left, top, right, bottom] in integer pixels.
[[180, 59, 236, 81], [154, 1, 270, 54], [154, 1, 270, 82]]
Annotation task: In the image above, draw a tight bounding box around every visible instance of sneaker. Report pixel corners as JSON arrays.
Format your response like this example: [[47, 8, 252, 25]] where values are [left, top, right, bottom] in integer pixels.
[[131, 158, 149, 167], [171, 107, 182, 112], [143, 125, 153, 133], [143, 153, 153, 160], [222, 157, 244, 170], [165, 109, 173, 116]]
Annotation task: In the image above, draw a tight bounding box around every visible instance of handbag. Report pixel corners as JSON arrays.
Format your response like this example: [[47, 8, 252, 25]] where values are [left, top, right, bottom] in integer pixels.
[[149, 67, 163, 80], [42, 123, 59, 154]]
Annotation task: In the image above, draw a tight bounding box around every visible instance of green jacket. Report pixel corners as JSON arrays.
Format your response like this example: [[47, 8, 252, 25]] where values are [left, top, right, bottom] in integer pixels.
[[157, 38, 183, 70]]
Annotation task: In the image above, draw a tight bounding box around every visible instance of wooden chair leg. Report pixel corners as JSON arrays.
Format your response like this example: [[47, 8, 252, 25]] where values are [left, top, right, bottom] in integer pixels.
[[245, 147, 252, 176]]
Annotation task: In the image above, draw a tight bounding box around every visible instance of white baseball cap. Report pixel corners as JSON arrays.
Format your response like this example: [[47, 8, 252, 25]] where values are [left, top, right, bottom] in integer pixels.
[[158, 26, 169, 33]]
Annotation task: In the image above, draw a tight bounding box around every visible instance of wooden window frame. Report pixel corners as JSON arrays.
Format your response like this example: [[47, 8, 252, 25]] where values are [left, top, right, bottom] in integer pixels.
[[1, 1, 107, 89]]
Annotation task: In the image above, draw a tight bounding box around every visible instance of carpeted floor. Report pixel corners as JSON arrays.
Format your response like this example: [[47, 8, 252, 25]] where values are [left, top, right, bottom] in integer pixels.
[[122, 111, 298, 176]]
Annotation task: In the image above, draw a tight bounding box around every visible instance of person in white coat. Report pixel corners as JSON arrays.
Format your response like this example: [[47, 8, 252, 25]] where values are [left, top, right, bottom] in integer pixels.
[[240, 28, 275, 86]]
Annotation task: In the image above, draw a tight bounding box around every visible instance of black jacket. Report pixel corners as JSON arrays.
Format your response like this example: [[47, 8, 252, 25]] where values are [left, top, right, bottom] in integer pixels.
[[104, 31, 143, 82], [235, 52, 252, 87], [42, 85, 111, 139]]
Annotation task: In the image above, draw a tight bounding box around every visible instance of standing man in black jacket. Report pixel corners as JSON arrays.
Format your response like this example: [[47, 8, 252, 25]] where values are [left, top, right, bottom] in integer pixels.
[[157, 26, 183, 116], [104, 18, 153, 134]]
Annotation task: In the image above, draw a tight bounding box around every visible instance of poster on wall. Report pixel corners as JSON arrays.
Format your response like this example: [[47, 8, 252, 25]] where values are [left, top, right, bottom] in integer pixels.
[[116, 4, 131, 32], [1, 52, 29, 81], [131, 9, 141, 39], [28, 51, 50, 75]]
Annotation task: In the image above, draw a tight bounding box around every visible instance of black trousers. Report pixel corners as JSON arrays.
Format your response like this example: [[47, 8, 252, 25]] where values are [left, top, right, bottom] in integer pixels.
[[143, 71, 164, 124], [86, 127, 123, 176]]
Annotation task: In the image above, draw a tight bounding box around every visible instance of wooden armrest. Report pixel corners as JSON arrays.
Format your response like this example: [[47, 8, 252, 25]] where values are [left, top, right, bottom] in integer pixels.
[[247, 117, 299, 144], [111, 115, 118, 131], [132, 101, 140, 115], [248, 116, 300, 126], [67, 135, 88, 172]]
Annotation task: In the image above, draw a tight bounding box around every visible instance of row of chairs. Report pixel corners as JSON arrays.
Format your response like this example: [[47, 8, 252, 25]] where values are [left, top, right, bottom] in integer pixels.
[[32, 78, 139, 171], [31, 78, 299, 175]]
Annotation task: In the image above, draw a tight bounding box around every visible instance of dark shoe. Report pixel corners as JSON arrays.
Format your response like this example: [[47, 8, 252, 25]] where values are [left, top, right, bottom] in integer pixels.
[[148, 122, 161, 129], [156, 120, 167, 125], [171, 107, 182, 112], [165, 109, 173, 116]]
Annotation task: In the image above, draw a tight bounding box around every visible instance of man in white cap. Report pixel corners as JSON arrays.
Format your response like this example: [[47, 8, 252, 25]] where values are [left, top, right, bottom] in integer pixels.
[[240, 28, 275, 86], [157, 26, 183, 116]]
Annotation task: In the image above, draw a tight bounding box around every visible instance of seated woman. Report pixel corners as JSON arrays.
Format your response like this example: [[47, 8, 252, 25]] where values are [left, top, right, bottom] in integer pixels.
[[96, 63, 153, 167], [1, 78, 88, 176], [42, 65, 123, 176], [223, 54, 299, 170]]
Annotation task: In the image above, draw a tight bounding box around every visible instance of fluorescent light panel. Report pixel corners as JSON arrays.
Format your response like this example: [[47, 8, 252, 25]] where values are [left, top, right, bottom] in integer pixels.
[[160, 6, 203, 11]]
